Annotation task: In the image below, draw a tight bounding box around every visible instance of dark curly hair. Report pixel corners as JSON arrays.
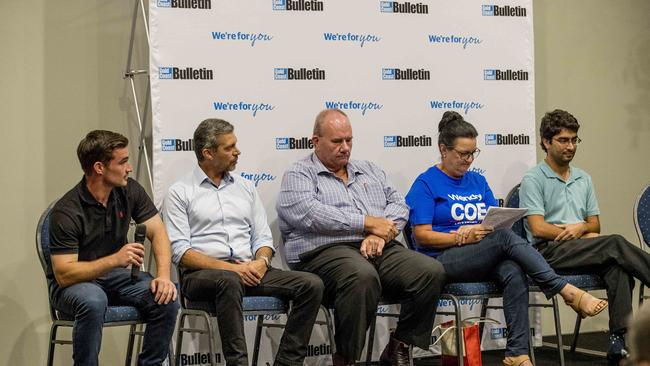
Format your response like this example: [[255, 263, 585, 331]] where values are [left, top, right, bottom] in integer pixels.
[[539, 109, 580, 152], [437, 111, 478, 147]]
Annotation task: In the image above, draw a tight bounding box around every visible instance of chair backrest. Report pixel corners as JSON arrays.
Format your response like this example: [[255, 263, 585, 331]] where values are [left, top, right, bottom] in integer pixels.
[[634, 183, 650, 250], [402, 224, 416, 250], [505, 183, 527, 241], [35, 200, 60, 321]]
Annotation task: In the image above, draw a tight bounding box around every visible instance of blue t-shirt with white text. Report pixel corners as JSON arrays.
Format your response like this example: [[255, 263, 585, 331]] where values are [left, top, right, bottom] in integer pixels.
[[405, 165, 497, 257]]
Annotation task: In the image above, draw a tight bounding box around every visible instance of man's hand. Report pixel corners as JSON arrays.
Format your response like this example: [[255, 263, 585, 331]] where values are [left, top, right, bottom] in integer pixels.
[[113, 243, 146, 268], [230, 261, 263, 287], [150, 277, 177, 305], [555, 223, 587, 241], [451, 224, 493, 245], [249, 259, 269, 280], [360, 234, 386, 259], [364, 216, 398, 242]]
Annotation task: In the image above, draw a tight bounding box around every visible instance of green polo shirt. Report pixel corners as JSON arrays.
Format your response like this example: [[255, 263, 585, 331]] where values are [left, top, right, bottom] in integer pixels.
[[519, 160, 600, 244]]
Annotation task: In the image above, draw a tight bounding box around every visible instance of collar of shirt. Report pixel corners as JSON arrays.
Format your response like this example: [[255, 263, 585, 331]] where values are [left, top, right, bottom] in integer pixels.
[[310, 152, 364, 184], [192, 165, 234, 189], [540, 160, 584, 185]]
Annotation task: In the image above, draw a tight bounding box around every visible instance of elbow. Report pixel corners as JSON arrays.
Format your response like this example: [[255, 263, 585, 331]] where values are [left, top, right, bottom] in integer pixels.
[[53, 272, 73, 288]]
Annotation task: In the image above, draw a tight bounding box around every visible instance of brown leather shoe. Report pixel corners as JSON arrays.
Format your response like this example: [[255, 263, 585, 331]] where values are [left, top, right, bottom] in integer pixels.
[[332, 353, 355, 366], [379, 334, 411, 366]]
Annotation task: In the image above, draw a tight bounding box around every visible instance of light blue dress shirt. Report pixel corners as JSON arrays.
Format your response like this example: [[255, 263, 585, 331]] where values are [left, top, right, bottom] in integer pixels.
[[163, 166, 275, 265], [276, 152, 409, 263], [519, 160, 600, 244]]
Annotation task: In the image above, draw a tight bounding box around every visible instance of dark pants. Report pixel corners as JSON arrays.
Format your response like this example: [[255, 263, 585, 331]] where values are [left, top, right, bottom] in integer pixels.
[[293, 241, 446, 361], [50, 268, 180, 366], [536, 234, 650, 333], [181, 267, 324, 366], [437, 229, 568, 356]]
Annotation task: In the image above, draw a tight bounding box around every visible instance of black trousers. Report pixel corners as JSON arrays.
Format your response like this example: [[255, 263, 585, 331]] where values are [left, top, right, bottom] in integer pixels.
[[182, 267, 324, 366], [536, 234, 650, 332], [293, 241, 446, 360]]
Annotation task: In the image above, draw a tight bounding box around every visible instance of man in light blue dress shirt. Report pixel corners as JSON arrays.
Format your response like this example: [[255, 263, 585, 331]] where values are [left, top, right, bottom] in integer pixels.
[[276, 109, 446, 366], [163, 119, 324, 366]]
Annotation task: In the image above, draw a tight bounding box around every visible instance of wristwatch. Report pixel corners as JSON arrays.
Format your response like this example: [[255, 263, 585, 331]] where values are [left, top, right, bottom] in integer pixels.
[[260, 256, 271, 269]]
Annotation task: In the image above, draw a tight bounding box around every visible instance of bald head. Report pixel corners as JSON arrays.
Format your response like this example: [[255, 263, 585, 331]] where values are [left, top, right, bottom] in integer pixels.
[[312, 109, 353, 173], [313, 108, 349, 136]]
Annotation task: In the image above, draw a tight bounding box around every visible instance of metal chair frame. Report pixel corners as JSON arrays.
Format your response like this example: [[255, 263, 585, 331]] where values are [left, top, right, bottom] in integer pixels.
[[633, 183, 650, 306], [36, 200, 147, 366], [174, 267, 335, 366]]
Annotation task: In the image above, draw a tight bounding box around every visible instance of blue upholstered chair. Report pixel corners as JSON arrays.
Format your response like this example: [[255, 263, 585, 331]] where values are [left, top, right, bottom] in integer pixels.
[[633, 183, 650, 306], [36, 200, 149, 366], [505, 184, 607, 361], [174, 266, 335, 366]]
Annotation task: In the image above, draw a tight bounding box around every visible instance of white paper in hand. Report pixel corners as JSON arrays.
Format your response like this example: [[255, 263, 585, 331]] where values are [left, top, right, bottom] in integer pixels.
[[482, 207, 527, 230]]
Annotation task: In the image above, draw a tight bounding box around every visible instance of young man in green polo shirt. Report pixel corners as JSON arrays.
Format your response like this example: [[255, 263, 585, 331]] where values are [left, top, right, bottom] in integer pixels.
[[519, 109, 650, 365]]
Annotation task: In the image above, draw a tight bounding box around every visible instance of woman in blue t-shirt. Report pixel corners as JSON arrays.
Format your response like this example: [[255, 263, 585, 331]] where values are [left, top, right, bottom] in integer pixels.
[[405, 111, 607, 366]]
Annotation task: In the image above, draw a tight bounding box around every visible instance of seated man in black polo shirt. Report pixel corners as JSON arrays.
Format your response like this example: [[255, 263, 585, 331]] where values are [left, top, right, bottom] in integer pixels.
[[48, 130, 179, 366]]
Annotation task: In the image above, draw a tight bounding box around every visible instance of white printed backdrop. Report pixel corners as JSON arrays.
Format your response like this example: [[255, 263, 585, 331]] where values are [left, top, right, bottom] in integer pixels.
[[150, 1, 538, 364]]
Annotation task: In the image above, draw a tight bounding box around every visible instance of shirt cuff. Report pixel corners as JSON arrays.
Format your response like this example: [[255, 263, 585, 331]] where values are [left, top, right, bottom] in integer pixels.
[[171, 241, 191, 266], [352, 214, 366, 234]]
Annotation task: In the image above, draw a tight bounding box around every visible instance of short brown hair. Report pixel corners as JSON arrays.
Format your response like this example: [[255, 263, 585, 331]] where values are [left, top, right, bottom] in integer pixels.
[[77, 130, 129, 175]]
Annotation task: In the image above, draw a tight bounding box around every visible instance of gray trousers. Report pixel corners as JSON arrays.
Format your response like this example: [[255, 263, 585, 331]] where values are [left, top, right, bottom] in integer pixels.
[[292, 241, 446, 360], [536, 234, 650, 333]]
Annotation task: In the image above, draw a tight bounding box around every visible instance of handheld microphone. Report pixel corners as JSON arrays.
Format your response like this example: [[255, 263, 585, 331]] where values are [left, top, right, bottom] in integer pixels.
[[132, 224, 146, 282]]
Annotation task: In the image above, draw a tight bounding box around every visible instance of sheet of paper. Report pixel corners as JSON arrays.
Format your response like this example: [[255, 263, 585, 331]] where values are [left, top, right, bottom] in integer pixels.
[[482, 207, 528, 230]]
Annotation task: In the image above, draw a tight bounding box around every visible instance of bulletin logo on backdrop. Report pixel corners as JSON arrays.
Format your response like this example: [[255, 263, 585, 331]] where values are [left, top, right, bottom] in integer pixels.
[[179, 352, 221, 365], [323, 32, 382, 48], [382, 68, 430, 80], [306, 343, 332, 357], [324, 100, 383, 116], [158, 66, 214, 80], [273, 0, 324, 11], [380, 1, 429, 14], [211, 31, 273, 47], [484, 133, 530, 145], [430, 100, 484, 114], [384, 135, 432, 148], [483, 69, 529, 81], [240, 172, 276, 187], [490, 327, 508, 340], [482, 5, 527, 17], [428, 34, 482, 49], [157, 0, 211, 9], [212, 101, 275, 117], [274, 67, 326, 80], [276, 137, 313, 150], [160, 138, 194, 152]]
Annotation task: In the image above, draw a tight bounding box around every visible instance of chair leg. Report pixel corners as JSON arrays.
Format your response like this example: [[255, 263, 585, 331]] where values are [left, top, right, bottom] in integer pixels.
[[48, 324, 58, 366], [365, 313, 378, 365], [202, 313, 217, 366], [125, 324, 137, 366], [321, 306, 336, 361], [175, 314, 186, 366], [552, 297, 565, 366], [252, 315, 264, 366], [528, 326, 536, 366], [448, 295, 464, 366], [478, 298, 489, 342], [640, 285, 645, 307], [570, 315, 582, 353]]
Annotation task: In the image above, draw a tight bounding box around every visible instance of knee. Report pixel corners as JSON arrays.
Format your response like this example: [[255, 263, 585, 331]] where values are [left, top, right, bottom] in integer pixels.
[[218, 270, 245, 294], [77, 293, 108, 320], [423, 258, 446, 287], [346, 266, 381, 294]]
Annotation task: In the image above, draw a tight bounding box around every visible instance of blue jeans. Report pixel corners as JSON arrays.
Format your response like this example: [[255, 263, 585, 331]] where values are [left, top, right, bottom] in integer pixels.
[[50, 268, 179, 366], [436, 229, 567, 356]]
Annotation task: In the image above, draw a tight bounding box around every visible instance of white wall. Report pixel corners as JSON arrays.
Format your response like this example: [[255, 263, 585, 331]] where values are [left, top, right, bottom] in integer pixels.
[[0, 0, 649, 364]]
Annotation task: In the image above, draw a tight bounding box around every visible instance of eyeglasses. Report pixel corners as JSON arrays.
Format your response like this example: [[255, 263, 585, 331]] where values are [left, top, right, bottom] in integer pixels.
[[553, 137, 582, 146], [451, 148, 481, 161]]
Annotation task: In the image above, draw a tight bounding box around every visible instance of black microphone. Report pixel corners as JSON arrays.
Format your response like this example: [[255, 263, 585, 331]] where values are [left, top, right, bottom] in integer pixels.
[[132, 224, 146, 282]]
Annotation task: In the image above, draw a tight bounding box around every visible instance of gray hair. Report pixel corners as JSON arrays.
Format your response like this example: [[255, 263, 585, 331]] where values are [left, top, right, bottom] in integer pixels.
[[193, 118, 234, 161], [313, 108, 348, 136]]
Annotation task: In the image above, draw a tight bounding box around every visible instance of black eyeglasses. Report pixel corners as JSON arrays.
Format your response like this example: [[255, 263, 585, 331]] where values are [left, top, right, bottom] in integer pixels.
[[553, 137, 582, 146], [451, 148, 481, 161]]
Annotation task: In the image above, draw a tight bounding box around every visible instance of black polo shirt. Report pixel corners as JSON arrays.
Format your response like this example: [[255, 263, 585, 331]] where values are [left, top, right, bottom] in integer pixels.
[[49, 177, 158, 266]]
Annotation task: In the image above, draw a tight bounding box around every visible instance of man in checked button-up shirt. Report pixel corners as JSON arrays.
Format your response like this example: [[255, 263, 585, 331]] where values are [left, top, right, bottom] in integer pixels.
[[163, 119, 324, 366], [276, 109, 446, 366]]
